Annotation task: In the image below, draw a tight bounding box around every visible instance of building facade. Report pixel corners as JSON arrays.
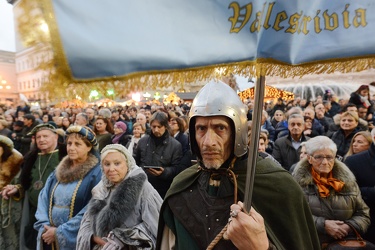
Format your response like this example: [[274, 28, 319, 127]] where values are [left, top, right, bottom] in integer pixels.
[[0, 50, 17, 106]]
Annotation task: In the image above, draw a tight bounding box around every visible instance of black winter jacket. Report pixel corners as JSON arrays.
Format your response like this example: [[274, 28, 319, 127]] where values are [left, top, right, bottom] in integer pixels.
[[345, 144, 375, 243], [272, 133, 309, 171], [134, 131, 182, 198], [329, 127, 361, 159]]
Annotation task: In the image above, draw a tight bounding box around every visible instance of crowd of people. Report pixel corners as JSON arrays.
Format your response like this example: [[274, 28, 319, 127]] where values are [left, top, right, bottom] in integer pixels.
[[0, 81, 373, 249]]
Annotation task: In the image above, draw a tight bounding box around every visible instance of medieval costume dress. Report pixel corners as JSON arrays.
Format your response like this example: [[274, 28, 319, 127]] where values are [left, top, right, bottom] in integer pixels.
[[34, 153, 101, 250], [156, 155, 321, 250], [0, 139, 23, 250], [77, 166, 162, 249], [19, 149, 60, 249]]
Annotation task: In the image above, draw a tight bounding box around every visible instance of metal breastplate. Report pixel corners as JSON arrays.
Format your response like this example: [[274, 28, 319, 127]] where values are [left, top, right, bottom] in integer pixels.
[[168, 172, 236, 249]]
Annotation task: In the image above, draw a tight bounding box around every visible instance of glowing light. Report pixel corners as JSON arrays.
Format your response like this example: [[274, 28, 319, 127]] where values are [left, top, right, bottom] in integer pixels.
[[40, 21, 49, 33], [154, 92, 161, 100], [238, 86, 294, 102], [143, 92, 151, 98], [89, 90, 99, 98], [132, 93, 141, 102]]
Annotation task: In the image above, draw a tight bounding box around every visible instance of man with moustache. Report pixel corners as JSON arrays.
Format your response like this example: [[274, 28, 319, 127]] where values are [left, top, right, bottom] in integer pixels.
[[2, 124, 59, 249], [134, 111, 182, 198], [156, 81, 319, 250]]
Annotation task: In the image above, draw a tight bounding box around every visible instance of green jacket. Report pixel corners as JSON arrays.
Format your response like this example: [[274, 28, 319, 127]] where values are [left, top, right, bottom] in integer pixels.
[[156, 156, 320, 250]]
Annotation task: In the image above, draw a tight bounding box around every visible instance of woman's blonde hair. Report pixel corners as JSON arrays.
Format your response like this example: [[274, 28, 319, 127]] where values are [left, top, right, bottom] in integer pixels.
[[132, 122, 146, 132], [340, 111, 359, 122], [344, 131, 372, 159]]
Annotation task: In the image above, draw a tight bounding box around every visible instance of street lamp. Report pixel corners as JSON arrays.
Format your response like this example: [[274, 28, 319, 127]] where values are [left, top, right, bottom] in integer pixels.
[[0, 76, 14, 106], [0, 79, 11, 90]]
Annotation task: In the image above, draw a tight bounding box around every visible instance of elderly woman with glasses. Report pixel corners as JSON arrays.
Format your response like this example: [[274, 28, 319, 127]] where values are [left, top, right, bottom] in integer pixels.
[[292, 136, 370, 248]]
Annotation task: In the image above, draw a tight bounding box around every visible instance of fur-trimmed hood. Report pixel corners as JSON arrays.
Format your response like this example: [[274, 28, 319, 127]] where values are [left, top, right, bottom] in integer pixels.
[[56, 153, 99, 183], [0, 149, 23, 189], [293, 158, 357, 193]]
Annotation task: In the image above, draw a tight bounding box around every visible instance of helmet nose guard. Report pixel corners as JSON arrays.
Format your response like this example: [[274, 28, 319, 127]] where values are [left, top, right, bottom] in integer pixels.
[[189, 81, 248, 157]]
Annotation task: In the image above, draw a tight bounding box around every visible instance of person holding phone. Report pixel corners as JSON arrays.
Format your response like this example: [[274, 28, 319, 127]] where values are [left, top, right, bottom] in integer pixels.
[[134, 112, 182, 198]]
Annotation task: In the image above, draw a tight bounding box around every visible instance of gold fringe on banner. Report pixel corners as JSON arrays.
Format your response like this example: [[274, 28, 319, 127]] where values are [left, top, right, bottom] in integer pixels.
[[19, 0, 375, 101]]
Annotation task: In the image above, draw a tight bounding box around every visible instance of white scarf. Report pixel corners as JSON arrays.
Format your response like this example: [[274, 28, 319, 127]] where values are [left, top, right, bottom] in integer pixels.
[[127, 136, 141, 156], [360, 95, 371, 108]]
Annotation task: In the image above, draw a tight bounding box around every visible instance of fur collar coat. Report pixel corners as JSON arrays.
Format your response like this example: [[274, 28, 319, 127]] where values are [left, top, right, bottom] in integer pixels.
[[293, 158, 357, 193], [55, 154, 98, 183], [293, 158, 370, 243], [77, 167, 162, 250], [0, 149, 23, 189]]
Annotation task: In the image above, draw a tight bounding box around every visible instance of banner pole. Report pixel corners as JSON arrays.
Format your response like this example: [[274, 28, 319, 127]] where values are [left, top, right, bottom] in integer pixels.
[[243, 75, 266, 213]]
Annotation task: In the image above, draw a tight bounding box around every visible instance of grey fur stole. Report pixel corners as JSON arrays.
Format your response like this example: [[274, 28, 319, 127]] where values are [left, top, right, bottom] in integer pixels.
[[87, 173, 146, 237]]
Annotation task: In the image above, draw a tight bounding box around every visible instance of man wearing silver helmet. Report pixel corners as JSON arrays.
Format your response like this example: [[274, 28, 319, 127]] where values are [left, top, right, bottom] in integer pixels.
[[156, 81, 319, 250]]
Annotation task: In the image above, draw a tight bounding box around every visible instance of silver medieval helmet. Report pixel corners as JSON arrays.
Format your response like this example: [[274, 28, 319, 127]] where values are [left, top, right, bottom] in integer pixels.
[[189, 80, 248, 158]]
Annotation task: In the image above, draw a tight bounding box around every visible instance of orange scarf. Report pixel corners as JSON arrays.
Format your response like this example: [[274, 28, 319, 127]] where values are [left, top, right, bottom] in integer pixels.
[[311, 167, 345, 197]]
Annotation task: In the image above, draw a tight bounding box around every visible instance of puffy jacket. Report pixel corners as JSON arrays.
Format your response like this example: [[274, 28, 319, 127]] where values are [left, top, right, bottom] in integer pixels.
[[293, 158, 370, 245]]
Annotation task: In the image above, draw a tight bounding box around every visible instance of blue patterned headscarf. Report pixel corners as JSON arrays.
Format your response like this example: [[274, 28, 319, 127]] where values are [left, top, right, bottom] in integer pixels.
[[65, 125, 98, 148]]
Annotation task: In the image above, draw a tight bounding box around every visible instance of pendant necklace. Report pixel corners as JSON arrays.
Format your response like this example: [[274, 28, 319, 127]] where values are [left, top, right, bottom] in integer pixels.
[[33, 152, 54, 190]]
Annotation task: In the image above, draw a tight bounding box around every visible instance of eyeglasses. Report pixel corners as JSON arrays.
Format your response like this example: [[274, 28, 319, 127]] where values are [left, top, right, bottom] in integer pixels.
[[311, 155, 335, 162]]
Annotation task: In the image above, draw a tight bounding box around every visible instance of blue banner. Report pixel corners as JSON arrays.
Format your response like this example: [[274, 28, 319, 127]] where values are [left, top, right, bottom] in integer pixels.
[[42, 0, 375, 81]]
